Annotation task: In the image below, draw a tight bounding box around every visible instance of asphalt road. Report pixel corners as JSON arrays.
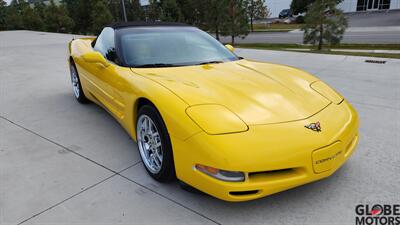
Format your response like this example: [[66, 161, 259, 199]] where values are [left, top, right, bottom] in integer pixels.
[[243, 10, 400, 44], [1, 30, 399, 225], [219, 28, 400, 44], [262, 9, 400, 27]]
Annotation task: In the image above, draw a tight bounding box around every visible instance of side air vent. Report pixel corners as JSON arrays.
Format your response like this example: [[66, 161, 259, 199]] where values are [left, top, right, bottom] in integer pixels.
[[249, 168, 295, 178], [229, 190, 259, 196]]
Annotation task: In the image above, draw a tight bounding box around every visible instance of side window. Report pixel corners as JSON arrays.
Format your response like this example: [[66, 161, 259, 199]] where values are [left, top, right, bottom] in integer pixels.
[[94, 27, 118, 63]]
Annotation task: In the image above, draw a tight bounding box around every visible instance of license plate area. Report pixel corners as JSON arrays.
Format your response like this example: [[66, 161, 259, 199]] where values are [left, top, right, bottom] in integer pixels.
[[312, 141, 344, 173]]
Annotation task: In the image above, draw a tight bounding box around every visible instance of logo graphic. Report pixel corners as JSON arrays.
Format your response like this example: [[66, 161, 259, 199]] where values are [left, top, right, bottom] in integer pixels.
[[355, 204, 400, 225], [370, 205, 383, 216], [305, 121, 322, 132]]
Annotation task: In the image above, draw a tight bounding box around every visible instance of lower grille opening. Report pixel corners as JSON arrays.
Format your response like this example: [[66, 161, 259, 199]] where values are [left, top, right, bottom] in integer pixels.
[[229, 190, 259, 196], [249, 168, 295, 178]]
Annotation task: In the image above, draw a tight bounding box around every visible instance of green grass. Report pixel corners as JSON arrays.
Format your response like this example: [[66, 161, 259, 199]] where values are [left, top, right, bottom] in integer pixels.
[[251, 29, 294, 32], [235, 43, 400, 59], [236, 43, 309, 49], [300, 50, 400, 59], [327, 43, 400, 50], [251, 23, 302, 32]]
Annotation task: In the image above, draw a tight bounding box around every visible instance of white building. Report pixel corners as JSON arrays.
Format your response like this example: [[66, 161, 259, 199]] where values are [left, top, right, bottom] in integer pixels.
[[267, 0, 400, 17]]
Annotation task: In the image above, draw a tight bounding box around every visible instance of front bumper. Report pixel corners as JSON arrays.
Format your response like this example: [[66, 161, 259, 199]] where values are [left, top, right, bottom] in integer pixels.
[[172, 100, 359, 202]]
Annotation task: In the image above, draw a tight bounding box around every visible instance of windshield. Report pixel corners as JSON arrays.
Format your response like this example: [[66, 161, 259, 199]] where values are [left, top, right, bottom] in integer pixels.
[[117, 26, 239, 67]]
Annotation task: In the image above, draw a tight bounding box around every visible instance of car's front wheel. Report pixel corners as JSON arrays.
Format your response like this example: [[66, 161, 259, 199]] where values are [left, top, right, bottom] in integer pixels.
[[136, 104, 175, 182], [69, 62, 89, 103]]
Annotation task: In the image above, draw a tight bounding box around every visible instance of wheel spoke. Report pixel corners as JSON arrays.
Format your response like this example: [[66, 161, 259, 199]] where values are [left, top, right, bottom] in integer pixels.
[[154, 141, 161, 149], [153, 154, 161, 167], [151, 131, 159, 138], [155, 150, 163, 163], [147, 119, 152, 134], [142, 118, 148, 132], [148, 155, 154, 168], [144, 143, 150, 152]]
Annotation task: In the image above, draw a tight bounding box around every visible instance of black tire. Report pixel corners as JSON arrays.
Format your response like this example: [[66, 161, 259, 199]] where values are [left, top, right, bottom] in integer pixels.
[[69, 61, 89, 104], [136, 104, 176, 182]]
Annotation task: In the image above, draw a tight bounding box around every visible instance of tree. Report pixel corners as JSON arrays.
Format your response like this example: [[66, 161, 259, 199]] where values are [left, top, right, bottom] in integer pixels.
[[177, 0, 204, 26], [290, 0, 343, 15], [290, 0, 314, 15], [204, 0, 228, 41], [90, 0, 113, 34], [45, 0, 74, 33], [246, 0, 269, 32], [33, 1, 47, 20], [64, 0, 93, 34], [108, 0, 121, 22], [126, 0, 145, 21], [147, 0, 162, 21], [301, 0, 348, 50], [161, 0, 182, 22], [222, 0, 249, 45], [22, 5, 44, 31], [0, 0, 7, 30], [4, 0, 25, 30]]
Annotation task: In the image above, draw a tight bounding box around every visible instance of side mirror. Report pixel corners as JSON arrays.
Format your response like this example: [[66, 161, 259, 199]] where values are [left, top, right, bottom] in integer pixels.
[[225, 44, 235, 53], [82, 51, 110, 67]]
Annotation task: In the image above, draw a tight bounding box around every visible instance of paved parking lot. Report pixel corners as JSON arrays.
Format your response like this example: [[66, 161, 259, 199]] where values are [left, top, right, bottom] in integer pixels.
[[0, 30, 399, 225]]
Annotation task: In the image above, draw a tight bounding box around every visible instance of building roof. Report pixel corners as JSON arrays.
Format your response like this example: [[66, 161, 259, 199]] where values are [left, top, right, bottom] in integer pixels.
[[107, 22, 190, 29]]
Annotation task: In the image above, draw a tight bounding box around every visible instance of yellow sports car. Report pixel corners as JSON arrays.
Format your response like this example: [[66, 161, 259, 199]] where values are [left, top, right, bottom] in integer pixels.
[[68, 22, 359, 202]]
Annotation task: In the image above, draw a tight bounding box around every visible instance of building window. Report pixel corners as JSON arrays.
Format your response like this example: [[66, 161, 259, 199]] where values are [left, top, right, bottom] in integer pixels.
[[357, 0, 391, 11], [380, 0, 391, 9], [357, 0, 368, 11]]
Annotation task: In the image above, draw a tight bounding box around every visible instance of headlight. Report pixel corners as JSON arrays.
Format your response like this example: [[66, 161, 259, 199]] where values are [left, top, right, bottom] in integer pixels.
[[311, 81, 344, 104], [195, 164, 245, 182], [186, 104, 248, 135]]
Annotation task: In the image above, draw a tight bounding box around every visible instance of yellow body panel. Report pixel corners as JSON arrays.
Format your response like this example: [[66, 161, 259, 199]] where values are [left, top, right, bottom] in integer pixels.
[[186, 104, 248, 135], [68, 38, 359, 202]]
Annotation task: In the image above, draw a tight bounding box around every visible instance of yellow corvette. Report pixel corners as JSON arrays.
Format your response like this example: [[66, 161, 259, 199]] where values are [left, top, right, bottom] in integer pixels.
[[68, 22, 359, 202]]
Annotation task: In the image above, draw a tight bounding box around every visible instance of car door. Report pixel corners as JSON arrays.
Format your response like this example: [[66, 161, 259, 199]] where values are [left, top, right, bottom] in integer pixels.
[[86, 27, 126, 119]]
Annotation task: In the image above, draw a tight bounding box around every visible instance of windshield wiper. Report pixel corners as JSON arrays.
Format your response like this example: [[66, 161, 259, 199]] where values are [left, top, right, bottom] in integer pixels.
[[133, 63, 181, 68], [197, 60, 224, 65]]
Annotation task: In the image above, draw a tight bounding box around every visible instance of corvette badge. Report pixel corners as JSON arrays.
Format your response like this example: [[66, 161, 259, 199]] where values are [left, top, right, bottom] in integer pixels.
[[305, 122, 322, 132]]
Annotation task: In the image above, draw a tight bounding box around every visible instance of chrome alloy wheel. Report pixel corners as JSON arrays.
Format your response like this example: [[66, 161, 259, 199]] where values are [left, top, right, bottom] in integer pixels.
[[70, 65, 80, 98], [137, 115, 163, 174]]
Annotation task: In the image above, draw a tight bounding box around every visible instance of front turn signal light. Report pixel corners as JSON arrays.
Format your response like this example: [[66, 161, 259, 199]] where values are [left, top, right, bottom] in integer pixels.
[[195, 164, 245, 182]]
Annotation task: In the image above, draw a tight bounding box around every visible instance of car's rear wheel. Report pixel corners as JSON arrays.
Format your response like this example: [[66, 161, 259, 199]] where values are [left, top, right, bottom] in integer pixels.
[[136, 105, 175, 182], [69, 62, 89, 103]]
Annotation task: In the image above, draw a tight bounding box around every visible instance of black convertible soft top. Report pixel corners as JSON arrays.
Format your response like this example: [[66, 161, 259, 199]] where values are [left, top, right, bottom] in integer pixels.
[[107, 22, 190, 29]]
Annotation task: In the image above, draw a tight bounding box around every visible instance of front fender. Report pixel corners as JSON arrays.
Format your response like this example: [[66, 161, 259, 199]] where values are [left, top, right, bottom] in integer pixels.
[[125, 70, 202, 141]]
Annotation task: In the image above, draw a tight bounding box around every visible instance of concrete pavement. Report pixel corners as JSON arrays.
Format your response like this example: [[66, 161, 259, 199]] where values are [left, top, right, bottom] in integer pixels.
[[0, 30, 399, 225]]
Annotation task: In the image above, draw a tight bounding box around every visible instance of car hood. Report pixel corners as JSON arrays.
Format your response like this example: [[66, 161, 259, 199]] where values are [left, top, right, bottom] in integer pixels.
[[131, 60, 331, 125]]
